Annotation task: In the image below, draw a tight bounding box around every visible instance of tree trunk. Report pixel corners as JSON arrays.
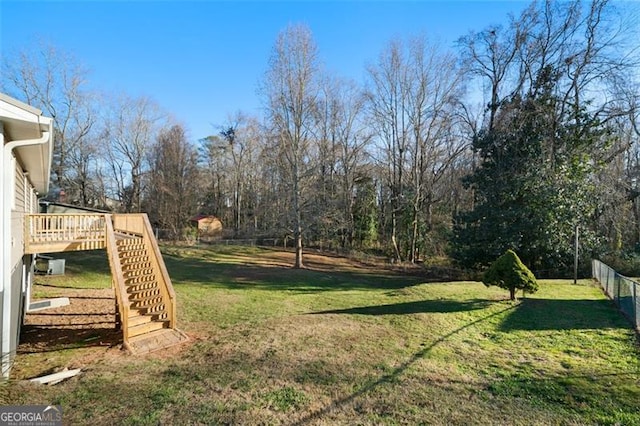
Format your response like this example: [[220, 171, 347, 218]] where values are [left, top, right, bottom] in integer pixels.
[[293, 163, 304, 269], [509, 287, 516, 301], [391, 209, 402, 263], [410, 205, 419, 263], [294, 224, 304, 268]]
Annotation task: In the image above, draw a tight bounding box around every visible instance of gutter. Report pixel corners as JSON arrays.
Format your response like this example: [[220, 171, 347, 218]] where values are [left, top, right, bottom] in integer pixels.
[[4, 131, 50, 155]]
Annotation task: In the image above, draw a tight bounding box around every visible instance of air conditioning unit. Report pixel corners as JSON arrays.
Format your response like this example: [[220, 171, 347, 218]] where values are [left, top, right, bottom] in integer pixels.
[[47, 259, 66, 275]]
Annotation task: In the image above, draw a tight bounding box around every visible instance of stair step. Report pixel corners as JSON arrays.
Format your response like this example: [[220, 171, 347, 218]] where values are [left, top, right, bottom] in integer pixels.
[[117, 237, 144, 244], [130, 294, 163, 308], [118, 242, 145, 249], [117, 245, 146, 252], [129, 298, 165, 314], [128, 308, 169, 326], [121, 262, 153, 271], [129, 291, 161, 304], [126, 328, 188, 354], [117, 237, 144, 243], [128, 320, 168, 338], [126, 281, 158, 292], [140, 300, 166, 315], [127, 285, 160, 295], [120, 256, 150, 265], [118, 248, 146, 256], [120, 248, 147, 255], [119, 247, 147, 254], [123, 268, 155, 278], [124, 274, 158, 287], [118, 244, 146, 252], [127, 314, 153, 327]]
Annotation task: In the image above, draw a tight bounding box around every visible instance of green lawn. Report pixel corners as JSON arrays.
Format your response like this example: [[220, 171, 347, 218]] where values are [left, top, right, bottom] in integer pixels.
[[5, 245, 640, 425]]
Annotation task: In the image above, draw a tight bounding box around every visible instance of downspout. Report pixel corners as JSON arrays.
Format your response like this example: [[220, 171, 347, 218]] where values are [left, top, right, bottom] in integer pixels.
[[1, 127, 50, 378]]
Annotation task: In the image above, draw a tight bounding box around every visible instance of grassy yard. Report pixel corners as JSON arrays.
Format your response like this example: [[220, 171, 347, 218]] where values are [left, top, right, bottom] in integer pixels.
[[4, 245, 640, 425]]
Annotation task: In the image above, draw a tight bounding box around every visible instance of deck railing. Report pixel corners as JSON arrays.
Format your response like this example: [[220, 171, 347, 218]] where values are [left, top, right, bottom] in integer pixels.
[[25, 214, 107, 254], [104, 215, 130, 341]]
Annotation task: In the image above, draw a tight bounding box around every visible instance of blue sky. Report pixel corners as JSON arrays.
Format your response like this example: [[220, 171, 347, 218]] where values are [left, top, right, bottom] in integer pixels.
[[1, 1, 531, 141]]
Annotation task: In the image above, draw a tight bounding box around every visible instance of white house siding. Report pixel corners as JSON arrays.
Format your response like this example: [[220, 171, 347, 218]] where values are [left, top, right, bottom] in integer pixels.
[[11, 156, 26, 268], [7, 261, 25, 374], [4, 155, 37, 375]]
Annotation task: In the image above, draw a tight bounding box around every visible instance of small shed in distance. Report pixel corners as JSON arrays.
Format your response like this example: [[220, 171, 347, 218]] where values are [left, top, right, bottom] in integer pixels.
[[190, 215, 223, 242]]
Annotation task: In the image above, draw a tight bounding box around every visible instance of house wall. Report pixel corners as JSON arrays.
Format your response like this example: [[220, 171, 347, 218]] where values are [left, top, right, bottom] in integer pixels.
[[1, 94, 53, 378], [1, 122, 6, 376], [11, 156, 27, 267], [1, 136, 40, 377], [8, 259, 25, 365]]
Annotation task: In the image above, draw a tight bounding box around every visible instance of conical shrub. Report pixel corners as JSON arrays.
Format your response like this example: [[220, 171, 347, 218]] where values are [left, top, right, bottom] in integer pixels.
[[482, 249, 538, 300]]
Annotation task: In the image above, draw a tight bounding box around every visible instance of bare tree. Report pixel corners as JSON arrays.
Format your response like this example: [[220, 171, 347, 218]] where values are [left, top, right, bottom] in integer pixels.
[[218, 113, 263, 237], [145, 124, 199, 239], [366, 36, 467, 262], [2, 41, 97, 197], [261, 24, 321, 268], [199, 113, 265, 237], [366, 39, 412, 261], [102, 95, 163, 212], [316, 77, 371, 248], [405, 37, 467, 262], [199, 134, 231, 220]]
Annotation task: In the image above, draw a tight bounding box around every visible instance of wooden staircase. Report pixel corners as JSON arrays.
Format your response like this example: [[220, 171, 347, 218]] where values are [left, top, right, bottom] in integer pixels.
[[117, 236, 170, 337], [25, 212, 187, 353], [106, 215, 187, 354]]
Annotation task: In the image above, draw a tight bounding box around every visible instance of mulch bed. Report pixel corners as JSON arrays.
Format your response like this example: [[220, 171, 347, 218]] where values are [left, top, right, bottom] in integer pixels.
[[18, 287, 123, 356]]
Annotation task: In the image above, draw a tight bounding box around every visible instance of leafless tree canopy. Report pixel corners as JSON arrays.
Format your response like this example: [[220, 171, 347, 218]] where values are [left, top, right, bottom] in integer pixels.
[[3, 1, 640, 268]]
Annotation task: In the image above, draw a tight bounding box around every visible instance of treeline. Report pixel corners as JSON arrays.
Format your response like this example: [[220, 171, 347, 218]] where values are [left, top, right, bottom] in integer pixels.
[[3, 0, 639, 274]]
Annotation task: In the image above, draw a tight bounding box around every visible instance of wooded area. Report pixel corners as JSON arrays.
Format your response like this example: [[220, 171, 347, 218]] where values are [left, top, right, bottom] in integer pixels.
[[3, 0, 639, 275]]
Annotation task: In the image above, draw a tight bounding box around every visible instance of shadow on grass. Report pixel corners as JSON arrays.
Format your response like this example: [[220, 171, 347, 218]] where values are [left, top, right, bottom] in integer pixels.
[[296, 297, 638, 424], [487, 370, 640, 422], [163, 254, 424, 292], [293, 303, 518, 425], [312, 299, 492, 315], [500, 298, 628, 331], [36, 283, 104, 290]]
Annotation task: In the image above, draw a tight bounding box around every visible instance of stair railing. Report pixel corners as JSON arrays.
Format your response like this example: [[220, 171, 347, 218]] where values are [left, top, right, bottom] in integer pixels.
[[104, 214, 130, 343]]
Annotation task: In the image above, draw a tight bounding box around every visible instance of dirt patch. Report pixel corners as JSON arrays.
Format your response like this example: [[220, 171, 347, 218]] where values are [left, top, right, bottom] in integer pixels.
[[13, 287, 124, 378], [229, 247, 426, 276], [21, 287, 119, 341]]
